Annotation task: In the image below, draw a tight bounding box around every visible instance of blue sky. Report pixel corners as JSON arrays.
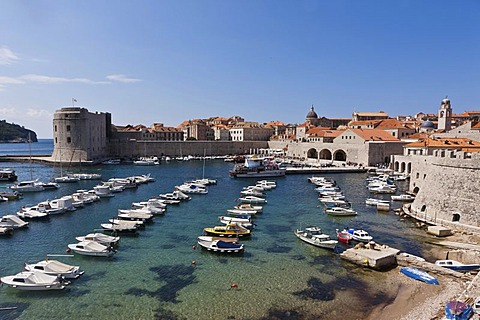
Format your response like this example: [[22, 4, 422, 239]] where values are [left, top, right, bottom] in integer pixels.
[[1, 1, 479, 138]]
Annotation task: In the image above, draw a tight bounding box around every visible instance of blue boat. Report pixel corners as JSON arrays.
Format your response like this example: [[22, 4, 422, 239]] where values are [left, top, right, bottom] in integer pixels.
[[400, 267, 439, 285], [445, 300, 474, 320]]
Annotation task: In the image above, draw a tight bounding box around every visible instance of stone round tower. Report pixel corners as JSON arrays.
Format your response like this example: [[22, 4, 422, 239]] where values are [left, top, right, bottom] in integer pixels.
[[52, 107, 111, 163]]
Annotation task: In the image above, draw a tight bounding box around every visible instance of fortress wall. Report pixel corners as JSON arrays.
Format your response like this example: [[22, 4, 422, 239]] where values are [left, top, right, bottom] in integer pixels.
[[107, 140, 269, 159], [407, 153, 480, 230]]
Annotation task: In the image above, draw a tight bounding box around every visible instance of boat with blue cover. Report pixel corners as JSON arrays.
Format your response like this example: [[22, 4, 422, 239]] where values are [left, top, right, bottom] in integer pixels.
[[400, 267, 439, 285], [197, 236, 244, 253]]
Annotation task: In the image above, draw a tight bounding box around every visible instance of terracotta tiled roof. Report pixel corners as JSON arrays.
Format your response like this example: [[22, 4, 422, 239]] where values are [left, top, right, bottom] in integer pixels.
[[348, 120, 381, 127], [348, 129, 400, 141], [405, 137, 480, 149], [375, 119, 415, 129]]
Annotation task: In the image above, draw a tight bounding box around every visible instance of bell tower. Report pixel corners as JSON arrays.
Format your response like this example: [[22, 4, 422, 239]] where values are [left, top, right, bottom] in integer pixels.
[[437, 96, 452, 131]]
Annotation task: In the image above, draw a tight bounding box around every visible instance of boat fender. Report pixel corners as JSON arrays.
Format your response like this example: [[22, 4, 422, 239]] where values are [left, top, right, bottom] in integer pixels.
[[191, 260, 196, 265], [66, 248, 71, 253], [192, 245, 196, 250], [231, 283, 238, 289]]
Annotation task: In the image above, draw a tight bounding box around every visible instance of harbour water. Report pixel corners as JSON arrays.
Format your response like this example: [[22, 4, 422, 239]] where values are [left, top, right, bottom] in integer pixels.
[[0, 141, 435, 319]]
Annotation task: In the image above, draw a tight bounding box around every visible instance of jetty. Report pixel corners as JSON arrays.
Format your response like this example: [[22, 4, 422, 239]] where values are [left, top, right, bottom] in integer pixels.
[[340, 242, 400, 270]]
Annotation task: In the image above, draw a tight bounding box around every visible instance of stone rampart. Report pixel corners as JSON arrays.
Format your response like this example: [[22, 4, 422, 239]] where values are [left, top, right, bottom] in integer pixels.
[[107, 140, 269, 159], [403, 152, 480, 231]]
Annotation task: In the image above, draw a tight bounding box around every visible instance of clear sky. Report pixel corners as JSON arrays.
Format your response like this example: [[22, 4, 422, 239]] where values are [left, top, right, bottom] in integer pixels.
[[1, 1, 479, 138]]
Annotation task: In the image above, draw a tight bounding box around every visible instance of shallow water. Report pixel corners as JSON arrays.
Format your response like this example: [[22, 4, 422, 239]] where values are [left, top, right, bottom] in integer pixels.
[[0, 150, 431, 319]]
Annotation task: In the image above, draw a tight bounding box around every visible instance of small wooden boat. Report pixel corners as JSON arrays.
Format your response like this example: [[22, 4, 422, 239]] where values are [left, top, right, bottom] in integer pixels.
[[219, 216, 254, 229], [204, 223, 251, 237], [227, 209, 257, 216], [234, 203, 263, 213], [400, 267, 439, 285], [197, 236, 244, 253]]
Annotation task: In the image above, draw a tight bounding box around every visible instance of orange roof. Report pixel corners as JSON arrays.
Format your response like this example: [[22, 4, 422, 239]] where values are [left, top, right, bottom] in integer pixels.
[[472, 122, 480, 129], [306, 127, 343, 138], [349, 120, 381, 127], [348, 129, 400, 142], [375, 119, 415, 130], [265, 121, 286, 127], [405, 137, 480, 149]]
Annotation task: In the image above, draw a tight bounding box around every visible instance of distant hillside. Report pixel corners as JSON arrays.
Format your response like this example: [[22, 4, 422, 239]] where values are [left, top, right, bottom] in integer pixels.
[[0, 120, 38, 143]]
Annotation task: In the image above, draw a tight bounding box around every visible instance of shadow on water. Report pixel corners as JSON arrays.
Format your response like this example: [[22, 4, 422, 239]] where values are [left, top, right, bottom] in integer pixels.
[[0, 303, 29, 320], [259, 308, 304, 320], [126, 264, 196, 304], [266, 245, 292, 254]]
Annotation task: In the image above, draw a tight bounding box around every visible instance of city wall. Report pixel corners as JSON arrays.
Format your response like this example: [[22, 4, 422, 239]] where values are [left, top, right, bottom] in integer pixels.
[[394, 153, 480, 231], [107, 140, 269, 159]]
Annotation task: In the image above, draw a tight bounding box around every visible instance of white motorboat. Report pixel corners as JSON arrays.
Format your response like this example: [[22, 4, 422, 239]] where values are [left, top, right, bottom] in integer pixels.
[[190, 178, 217, 185], [346, 229, 373, 242], [24, 259, 84, 279], [94, 185, 115, 198], [219, 216, 254, 229], [17, 208, 49, 219], [101, 222, 138, 233], [133, 157, 159, 166], [324, 207, 357, 216], [159, 190, 191, 201], [233, 203, 263, 213], [240, 189, 265, 197], [71, 173, 102, 180], [49, 196, 76, 212], [376, 202, 390, 211], [365, 198, 390, 206], [229, 156, 286, 178], [0, 226, 13, 236], [197, 236, 244, 253], [108, 177, 137, 189], [76, 233, 120, 246], [130, 174, 155, 183], [102, 159, 121, 165], [0, 271, 69, 290], [75, 232, 120, 247], [77, 190, 100, 202], [10, 180, 45, 192], [435, 260, 480, 272], [67, 241, 116, 257], [391, 194, 416, 202], [256, 180, 277, 188], [54, 175, 80, 183], [132, 199, 167, 209], [175, 184, 208, 194], [0, 215, 29, 228], [320, 198, 350, 206], [108, 219, 144, 229], [294, 226, 338, 250], [238, 196, 267, 204], [117, 210, 154, 222], [368, 184, 396, 194], [227, 209, 256, 217]]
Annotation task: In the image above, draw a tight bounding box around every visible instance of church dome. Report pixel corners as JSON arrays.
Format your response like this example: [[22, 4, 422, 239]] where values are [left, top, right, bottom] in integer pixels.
[[306, 105, 318, 119], [420, 119, 435, 128]]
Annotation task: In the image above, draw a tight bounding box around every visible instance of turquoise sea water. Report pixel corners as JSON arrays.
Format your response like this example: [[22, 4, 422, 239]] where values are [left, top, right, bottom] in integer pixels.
[[0, 142, 434, 319]]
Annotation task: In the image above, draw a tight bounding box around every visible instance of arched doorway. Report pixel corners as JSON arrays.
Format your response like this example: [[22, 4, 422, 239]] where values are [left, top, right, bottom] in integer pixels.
[[452, 213, 460, 222], [333, 150, 347, 161], [394, 161, 399, 172], [307, 148, 318, 159], [400, 162, 406, 173], [407, 163, 412, 174], [319, 149, 332, 160]]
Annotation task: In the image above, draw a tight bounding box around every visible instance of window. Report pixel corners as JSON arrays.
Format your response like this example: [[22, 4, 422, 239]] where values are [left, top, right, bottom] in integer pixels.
[[55, 137, 58, 143], [54, 125, 57, 132], [67, 137, 71, 143], [66, 125, 71, 131]]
